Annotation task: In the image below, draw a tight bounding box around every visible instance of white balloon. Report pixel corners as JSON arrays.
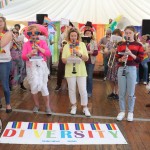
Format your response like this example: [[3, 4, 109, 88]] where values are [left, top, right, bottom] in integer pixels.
[[117, 17, 131, 30]]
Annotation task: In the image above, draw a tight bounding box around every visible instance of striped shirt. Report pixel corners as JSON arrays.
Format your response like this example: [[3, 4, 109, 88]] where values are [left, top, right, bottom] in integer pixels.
[[116, 41, 144, 67]]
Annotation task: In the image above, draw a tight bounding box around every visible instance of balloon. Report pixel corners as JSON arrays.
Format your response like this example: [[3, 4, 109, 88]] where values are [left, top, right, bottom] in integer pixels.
[[117, 17, 131, 30], [109, 21, 117, 31]]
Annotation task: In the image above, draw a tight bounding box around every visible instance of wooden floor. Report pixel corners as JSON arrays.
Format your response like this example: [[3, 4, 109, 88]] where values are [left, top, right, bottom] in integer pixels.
[[0, 77, 150, 150]]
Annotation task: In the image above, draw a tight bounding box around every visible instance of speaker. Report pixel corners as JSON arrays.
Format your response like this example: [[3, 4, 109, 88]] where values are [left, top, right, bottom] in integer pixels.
[[36, 14, 48, 24], [142, 19, 150, 35]]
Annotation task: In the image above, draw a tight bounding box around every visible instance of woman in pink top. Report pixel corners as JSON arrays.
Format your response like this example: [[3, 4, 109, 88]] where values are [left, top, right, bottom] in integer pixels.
[[22, 25, 51, 115]]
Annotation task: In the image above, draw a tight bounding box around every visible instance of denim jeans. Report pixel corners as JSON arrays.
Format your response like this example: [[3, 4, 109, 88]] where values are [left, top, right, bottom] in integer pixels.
[[86, 64, 95, 95], [0, 61, 11, 105], [103, 57, 109, 77], [136, 67, 139, 83], [141, 59, 149, 82], [117, 66, 136, 112]]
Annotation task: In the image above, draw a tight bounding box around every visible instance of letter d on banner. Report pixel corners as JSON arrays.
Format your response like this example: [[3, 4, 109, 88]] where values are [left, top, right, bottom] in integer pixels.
[[3, 129, 16, 137]]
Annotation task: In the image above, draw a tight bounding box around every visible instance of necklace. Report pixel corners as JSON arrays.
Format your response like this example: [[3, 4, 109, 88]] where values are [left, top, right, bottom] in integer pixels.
[[0, 31, 6, 53], [30, 38, 40, 49], [69, 40, 79, 55]]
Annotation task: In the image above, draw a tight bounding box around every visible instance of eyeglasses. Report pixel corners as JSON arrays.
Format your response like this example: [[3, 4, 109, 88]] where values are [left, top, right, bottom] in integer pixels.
[[27, 31, 40, 36], [13, 31, 19, 34]]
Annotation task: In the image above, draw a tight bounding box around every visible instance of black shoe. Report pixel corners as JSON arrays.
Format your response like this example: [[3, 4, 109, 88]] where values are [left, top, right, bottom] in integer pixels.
[[107, 93, 115, 99], [146, 104, 150, 107], [20, 85, 27, 91], [0, 104, 2, 109], [113, 94, 119, 100], [6, 109, 12, 113], [0, 119, 2, 134], [55, 86, 61, 91]]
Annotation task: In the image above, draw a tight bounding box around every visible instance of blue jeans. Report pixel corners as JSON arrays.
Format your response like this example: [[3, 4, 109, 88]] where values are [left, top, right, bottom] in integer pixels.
[[86, 64, 95, 95], [0, 62, 11, 105], [103, 57, 109, 77], [141, 59, 149, 82], [117, 66, 136, 113]]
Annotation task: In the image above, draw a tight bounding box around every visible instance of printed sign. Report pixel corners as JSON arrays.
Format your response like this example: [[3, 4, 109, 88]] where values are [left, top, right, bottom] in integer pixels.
[[0, 122, 127, 145]]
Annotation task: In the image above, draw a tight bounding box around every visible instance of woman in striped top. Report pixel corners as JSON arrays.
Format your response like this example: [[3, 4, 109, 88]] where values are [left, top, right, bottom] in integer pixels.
[[115, 26, 144, 122]]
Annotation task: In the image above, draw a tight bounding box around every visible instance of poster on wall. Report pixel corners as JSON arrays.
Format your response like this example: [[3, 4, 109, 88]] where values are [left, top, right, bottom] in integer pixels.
[[48, 21, 60, 63]]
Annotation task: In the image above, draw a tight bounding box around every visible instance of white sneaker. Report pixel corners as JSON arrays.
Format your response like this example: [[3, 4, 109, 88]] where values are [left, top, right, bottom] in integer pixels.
[[127, 112, 134, 122], [117, 112, 125, 121], [83, 107, 91, 117], [103, 77, 106, 81], [33, 106, 39, 113], [143, 82, 147, 85], [45, 107, 52, 115], [70, 105, 77, 115]]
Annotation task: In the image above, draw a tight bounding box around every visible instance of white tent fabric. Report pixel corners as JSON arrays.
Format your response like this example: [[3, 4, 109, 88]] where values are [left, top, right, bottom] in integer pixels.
[[1, 0, 150, 25]]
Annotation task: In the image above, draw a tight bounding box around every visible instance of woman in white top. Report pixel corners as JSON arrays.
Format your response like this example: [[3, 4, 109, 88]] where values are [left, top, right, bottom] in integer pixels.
[[0, 15, 13, 113]]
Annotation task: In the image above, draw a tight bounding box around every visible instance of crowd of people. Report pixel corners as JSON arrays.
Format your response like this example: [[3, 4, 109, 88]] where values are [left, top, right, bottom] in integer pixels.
[[0, 13, 150, 122]]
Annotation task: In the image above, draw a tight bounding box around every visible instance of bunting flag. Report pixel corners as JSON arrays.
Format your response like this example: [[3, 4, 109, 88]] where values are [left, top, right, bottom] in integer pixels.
[[44, 16, 51, 24], [0, 0, 14, 9]]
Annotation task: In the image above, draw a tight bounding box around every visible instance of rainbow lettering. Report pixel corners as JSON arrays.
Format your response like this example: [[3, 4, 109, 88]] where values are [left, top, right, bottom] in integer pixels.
[[75, 123, 84, 130], [43, 123, 52, 130], [12, 121, 22, 129], [90, 123, 101, 130], [59, 123, 69, 130], [28, 122, 37, 129], [106, 124, 116, 130]]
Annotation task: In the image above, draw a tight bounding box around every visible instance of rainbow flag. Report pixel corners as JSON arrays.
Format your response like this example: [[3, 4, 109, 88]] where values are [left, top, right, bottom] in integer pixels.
[[106, 124, 117, 130], [75, 123, 84, 130], [12, 121, 22, 129], [28, 122, 38, 130], [44, 16, 51, 24], [43, 123, 52, 130], [90, 123, 101, 130], [59, 123, 69, 130]]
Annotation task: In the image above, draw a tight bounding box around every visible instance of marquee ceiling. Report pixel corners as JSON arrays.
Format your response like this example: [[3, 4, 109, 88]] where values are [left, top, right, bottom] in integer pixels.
[[1, 0, 150, 25]]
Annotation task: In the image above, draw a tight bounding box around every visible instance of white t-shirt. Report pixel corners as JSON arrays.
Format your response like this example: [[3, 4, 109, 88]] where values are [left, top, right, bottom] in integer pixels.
[[0, 41, 12, 62]]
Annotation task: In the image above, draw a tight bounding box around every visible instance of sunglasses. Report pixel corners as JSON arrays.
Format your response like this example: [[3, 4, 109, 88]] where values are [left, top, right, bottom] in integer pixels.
[[13, 31, 19, 34], [27, 31, 40, 36]]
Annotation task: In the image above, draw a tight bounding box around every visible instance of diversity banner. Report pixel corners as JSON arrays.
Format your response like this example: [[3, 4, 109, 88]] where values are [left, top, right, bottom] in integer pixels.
[[0, 122, 127, 145]]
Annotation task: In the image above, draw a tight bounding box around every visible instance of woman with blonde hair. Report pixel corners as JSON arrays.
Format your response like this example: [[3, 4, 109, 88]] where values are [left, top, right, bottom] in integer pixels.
[[22, 25, 51, 115], [62, 27, 91, 117], [0, 14, 13, 113]]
